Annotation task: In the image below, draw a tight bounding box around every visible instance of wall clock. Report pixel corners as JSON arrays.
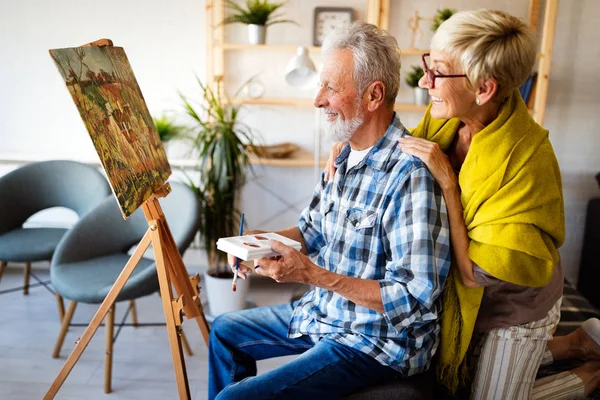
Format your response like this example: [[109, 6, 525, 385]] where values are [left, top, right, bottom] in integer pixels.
[[313, 7, 354, 46]]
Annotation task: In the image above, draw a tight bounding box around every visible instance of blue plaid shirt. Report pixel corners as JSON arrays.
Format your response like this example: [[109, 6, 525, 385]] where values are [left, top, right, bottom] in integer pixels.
[[291, 114, 451, 375]]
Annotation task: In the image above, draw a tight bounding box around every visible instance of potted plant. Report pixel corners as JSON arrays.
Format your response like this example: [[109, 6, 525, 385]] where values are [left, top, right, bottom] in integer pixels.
[[405, 65, 429, 106], [221, 0, 297, 45], [179, 78, 257, 316], [432, 8, 456, 31], [153, 114, 186, 143]]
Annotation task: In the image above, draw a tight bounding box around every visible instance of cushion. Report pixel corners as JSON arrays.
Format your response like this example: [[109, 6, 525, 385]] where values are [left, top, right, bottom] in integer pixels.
[[342, 370, 433, 400], [51, 254, 157, 303], [0, 227, 67, 262]]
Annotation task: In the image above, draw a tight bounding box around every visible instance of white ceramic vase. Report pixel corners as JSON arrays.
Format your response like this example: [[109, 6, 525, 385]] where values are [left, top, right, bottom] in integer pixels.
[[414, 87, 430, 106], [248, 24, 266, 45], [204, 271, 250, 317]]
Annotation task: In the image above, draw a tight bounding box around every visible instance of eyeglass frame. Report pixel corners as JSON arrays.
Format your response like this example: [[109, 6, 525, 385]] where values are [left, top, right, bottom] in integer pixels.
[[421, 53, 468, 89]]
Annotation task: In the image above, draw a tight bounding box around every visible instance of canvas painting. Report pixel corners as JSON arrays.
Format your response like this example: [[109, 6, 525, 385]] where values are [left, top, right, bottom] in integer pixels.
[[49, 45, 171, 218]]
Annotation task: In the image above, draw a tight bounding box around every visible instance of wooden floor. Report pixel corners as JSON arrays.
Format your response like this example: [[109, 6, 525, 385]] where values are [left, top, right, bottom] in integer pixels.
[[0, 265, 308, 400]]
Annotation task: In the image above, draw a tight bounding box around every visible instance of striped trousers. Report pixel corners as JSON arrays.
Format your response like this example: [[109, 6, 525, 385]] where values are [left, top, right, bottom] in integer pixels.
[[469, 298, 585, 399]]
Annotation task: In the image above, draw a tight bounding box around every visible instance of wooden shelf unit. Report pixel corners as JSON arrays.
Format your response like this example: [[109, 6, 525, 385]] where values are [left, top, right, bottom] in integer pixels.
[[249, 150, 327, 168], [230, 97, 427, 112], [222, 43, 430, 56], [206, 0, 557, 169]]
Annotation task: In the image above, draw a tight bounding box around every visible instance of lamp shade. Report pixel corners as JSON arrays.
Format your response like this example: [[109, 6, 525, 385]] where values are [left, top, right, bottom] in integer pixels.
[[285, 47, 317, 90]]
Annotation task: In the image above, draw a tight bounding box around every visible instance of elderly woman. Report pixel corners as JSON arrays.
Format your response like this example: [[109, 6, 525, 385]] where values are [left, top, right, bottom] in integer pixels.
[[326, 9, 600, 399]]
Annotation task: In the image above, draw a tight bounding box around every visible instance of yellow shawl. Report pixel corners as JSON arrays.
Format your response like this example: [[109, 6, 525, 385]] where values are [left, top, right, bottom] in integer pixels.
[[410, 89, 565, 391]]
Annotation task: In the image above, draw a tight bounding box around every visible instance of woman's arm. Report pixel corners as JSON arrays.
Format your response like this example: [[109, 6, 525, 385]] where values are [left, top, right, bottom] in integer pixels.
[[398, 136, 481, 288], [324, 141, 346, 181], [440, 185, 480, 288]]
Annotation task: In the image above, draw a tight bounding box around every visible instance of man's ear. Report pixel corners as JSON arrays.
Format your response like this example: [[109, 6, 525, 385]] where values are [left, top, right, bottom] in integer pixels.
[[366, 81, 386, 112], [476, 77, 499, 105]]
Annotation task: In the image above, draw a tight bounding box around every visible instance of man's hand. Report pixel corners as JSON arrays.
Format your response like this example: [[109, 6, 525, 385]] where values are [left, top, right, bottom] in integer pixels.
[[255, 240, 316, 284], [227, 229, 266, 280]]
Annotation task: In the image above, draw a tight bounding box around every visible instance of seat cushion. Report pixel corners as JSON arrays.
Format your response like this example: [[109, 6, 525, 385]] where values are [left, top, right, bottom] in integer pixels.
[[51, 254, 157, 303], [342, 371, 433, 400], [0, 228, 67, 262]]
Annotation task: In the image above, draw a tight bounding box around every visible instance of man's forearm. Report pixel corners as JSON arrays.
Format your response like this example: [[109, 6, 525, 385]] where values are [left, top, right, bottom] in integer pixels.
[[308, 267, 384, 313], [273, 227, 384, 312]]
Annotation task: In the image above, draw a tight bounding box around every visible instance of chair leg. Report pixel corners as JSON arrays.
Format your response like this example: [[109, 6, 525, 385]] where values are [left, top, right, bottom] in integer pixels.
[[0, 261, 6, 281], [105, 304, 115, 394], [55, 293, 65, 322], [53, 301, 77, 358], [23, 262, 31, 295], [129, 300, 138, 326], [181, 328, 193, 356]]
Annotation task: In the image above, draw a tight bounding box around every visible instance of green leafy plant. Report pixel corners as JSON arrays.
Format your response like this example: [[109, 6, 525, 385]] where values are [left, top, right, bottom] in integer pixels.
[[179, 79, 257, 277], [432, 8, 456, 31], [153, 114, 186, 142], [405, 66, 425, 88], [221, 0, 296, 26]]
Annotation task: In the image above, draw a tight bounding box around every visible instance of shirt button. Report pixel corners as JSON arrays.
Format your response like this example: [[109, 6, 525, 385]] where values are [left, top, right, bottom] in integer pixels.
[[355, 223, 359, 227]]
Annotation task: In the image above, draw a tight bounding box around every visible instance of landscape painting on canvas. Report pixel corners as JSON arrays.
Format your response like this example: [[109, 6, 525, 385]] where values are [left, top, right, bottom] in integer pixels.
[[49, 44, 171, 218]]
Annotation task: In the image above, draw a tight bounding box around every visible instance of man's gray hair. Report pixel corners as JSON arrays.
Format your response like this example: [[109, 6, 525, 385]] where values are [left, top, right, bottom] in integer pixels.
[[321, 21, 400, 106]]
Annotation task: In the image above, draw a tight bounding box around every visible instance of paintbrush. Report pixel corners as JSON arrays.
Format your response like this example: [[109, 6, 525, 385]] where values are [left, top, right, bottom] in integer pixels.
[[232, 213, 244, 292]]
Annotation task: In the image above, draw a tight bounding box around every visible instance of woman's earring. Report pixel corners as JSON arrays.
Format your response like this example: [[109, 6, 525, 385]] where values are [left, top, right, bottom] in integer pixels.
[[476, 98, 481, 105]]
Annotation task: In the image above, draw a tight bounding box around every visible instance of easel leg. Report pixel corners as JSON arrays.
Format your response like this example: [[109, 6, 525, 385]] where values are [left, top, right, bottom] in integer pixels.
[[159, 224, 211, 345], [105, 304, 115, 394], [181, 329, 193, 356], [0, 261, 6, 281], [44, 230, 152, 400], [143, 197, 210, 345], [23, 262, 31, 295], [151, 225, 191, 400]]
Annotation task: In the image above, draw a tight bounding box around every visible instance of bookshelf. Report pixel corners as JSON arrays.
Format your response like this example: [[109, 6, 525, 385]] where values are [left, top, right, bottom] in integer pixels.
[[205, 0, 558, 167]]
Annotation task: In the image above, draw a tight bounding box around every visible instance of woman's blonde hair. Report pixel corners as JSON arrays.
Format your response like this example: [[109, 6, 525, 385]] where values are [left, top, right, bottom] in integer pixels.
[[431, 9, 536, 101]]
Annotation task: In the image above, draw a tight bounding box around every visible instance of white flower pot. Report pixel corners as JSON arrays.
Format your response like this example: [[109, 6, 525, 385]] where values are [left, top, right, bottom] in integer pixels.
[[204, 271, 250, 317], [414, 87, 430, 106], [248, 24, 266, 45]]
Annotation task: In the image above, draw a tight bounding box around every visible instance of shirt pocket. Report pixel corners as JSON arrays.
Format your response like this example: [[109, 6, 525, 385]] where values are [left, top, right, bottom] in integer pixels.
[[346, 207, 378, 230], [343, 207, 381, 277]]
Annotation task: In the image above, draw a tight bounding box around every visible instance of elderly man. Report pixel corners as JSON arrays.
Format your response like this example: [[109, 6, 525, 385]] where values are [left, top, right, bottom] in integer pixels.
[[208, 21, 450, 400]]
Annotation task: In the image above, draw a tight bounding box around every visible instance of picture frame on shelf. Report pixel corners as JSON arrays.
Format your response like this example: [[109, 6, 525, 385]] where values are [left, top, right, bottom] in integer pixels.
[[313, 7, 354, 46]]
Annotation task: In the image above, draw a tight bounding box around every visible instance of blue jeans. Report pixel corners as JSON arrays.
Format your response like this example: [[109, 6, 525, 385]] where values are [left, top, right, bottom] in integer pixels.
[[208, 302, 401, 400]]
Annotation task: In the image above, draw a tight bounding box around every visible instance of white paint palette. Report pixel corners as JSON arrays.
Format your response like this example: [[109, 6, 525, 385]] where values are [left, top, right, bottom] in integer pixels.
[[216, 232, 302, 261]]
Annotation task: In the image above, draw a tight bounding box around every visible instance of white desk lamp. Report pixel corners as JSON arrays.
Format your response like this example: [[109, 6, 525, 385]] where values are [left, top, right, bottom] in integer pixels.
[[285, 47, 324, 182], [284, 47, 317, 90]]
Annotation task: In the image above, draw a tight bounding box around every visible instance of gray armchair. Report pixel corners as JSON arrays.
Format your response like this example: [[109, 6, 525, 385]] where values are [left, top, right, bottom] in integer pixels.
[[50, 180, 200, 393], [0, 160, 110, 304]]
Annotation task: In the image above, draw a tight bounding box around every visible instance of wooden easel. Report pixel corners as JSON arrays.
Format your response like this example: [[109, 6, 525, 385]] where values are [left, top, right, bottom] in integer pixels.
[[44, 183, 210, 399], [45, 39, 209, 399]]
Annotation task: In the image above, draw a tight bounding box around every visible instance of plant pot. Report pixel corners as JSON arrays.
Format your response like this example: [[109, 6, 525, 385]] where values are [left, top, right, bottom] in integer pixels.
[[413, 87, 430, 106], [248, 24, 266, 45], [204, 270, 249, 317]]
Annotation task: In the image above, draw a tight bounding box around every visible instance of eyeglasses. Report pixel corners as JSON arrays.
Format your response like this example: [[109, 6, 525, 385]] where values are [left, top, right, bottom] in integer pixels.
[[421, 53, 468, 89]]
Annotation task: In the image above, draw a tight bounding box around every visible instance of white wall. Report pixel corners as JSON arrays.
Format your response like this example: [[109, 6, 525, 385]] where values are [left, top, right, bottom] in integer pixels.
[[0, 0, 598, 282], [0, 0, 206, 161]]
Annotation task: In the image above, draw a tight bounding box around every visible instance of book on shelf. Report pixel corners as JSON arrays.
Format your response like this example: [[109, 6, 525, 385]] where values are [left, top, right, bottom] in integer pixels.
[[519, 72, 538, 107]]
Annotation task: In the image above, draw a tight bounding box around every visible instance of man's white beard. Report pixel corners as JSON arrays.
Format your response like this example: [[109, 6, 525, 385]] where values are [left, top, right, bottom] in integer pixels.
[[327, 113, 364, 142]]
